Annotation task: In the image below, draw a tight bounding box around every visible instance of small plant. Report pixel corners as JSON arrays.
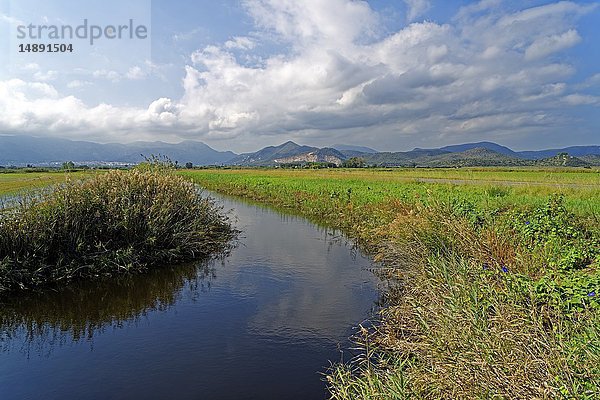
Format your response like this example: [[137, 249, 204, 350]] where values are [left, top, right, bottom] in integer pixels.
[[516, 195, 599, 272], [485, 185, 510, 198], [535, 271, 600, 313]]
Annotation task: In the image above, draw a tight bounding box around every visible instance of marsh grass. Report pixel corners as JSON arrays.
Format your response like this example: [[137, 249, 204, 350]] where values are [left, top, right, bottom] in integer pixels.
[[330, 200, 599, 398], [185, 169, 600, 399], [0, 169, 235, 295]]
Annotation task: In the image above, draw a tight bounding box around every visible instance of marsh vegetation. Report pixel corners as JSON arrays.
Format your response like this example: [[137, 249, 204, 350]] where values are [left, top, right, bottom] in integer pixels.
[[185, 167, 600, 399], [0, 168, 235, 295]]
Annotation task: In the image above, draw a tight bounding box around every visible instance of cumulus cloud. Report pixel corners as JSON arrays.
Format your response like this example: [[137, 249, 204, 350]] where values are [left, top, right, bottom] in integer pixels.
[[92, 69, 122, 82], [525, 29, 581, 60], [126, 66, 147, 80], [563, 94, 600, 106], [0, 0, 597, 147], [224, 36, 256, 50]]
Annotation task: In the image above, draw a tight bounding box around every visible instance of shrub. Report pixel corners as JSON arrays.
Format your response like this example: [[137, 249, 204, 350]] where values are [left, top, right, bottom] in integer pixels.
[[0, 169, 235, 294]]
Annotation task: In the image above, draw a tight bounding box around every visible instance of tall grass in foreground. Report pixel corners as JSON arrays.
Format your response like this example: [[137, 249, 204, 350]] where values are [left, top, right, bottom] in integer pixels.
[[184, 169, 600, 399], [328, 200, 599, 399], [0, 169, 234, 295]]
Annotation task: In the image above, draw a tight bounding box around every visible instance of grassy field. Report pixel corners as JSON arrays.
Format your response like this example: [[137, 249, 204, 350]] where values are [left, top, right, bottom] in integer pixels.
[[182, 168, 600, 220], [183, 168, 600, 399], [0, 170, 95, 196]]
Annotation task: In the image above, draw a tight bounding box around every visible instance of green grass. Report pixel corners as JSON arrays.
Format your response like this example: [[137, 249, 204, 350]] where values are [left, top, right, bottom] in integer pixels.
[[182, 167, 600, 399], [0, 170, 95, 196], [180, 168, 600, 223], [0, 168, 235, 295]]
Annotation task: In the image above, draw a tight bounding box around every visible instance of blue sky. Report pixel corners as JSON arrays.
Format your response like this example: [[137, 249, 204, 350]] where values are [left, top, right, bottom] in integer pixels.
[[0, 0, 599, 152]]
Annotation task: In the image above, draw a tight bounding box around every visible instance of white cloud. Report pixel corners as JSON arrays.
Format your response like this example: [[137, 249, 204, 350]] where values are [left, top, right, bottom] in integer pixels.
[[33, 70, 58, 82], [0, 13, 24, 26], [172, 27, 205, 42], [586, 73, 600, 86], [224, 36, 256, 50], [242, 0, 379, 49], [23, 63, 40, 72], [563, 94, 600, 106], [404, 0, 431, 22], [92, 69, 122, 82], [67, 80, 92, 89], [525, 29, 581, 60], [17, 63, 57, 82], [126, 66, 146, 80], [498, 1, 597, 27], [91, 64, 154, 82], [0, 0, 597, 148]]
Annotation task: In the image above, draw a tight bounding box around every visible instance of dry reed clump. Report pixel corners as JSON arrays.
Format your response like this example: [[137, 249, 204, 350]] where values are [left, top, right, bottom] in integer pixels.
[[0, 169, 235, 295]]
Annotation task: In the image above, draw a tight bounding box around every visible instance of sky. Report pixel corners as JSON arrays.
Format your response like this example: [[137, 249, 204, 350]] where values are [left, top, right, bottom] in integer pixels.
[[0, 0, 599, 152]]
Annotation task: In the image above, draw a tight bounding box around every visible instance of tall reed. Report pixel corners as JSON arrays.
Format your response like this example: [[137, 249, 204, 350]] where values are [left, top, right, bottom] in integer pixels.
[[0, 169, 235, 294]]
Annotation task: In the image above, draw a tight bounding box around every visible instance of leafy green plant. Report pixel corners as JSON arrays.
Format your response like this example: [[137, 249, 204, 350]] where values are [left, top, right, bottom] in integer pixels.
[[516, 195, 599, 272]]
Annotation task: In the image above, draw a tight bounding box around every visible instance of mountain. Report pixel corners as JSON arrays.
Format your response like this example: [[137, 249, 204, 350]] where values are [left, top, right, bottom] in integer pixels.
[[331, 144, 378, 153], [228, 141, 318, 166], [518, 146, 600, 160], [0, 135, 236, 166], [1, 136, 599, 168], [535, 153, 590, 167], [363, 148, 527, 167], [415, 142, 521, 157], [274, 147, 346, 165]]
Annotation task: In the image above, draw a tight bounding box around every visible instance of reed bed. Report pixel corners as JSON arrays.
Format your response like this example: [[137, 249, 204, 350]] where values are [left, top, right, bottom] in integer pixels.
[[0, 169, 235, 295]]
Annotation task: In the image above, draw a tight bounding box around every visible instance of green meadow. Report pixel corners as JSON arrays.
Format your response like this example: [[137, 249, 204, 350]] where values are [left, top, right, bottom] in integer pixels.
[[0, 170, 95, 196], [183, 167, 600, 399]]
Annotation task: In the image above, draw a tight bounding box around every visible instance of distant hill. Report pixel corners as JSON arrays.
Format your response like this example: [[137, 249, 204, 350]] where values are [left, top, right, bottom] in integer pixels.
[[364, 148, 528, 167], [535, 153, 590, 167], [1, 136, 599, 168], [417, 142, 600, 161], [419, 148, 528, 167], [518, 146, 600, 160], [579, 154, 600, 166], [228, 141, 318, 166], [0, 135, 236, 166], [436, 142, 520, 157]]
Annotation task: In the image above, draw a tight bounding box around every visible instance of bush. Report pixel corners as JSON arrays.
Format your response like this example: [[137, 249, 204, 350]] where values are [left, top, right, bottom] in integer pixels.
[[0, 169, 235, 294]]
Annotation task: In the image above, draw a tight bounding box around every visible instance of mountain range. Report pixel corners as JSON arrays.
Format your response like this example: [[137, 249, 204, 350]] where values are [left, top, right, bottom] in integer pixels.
[[0, 135, 599, 167], [0, 135, 235, 166]]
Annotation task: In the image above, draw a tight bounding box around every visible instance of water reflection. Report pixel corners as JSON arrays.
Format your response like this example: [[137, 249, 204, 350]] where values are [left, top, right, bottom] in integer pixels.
[[0, 261, 217, 354], [0, 192, 378, 400]]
